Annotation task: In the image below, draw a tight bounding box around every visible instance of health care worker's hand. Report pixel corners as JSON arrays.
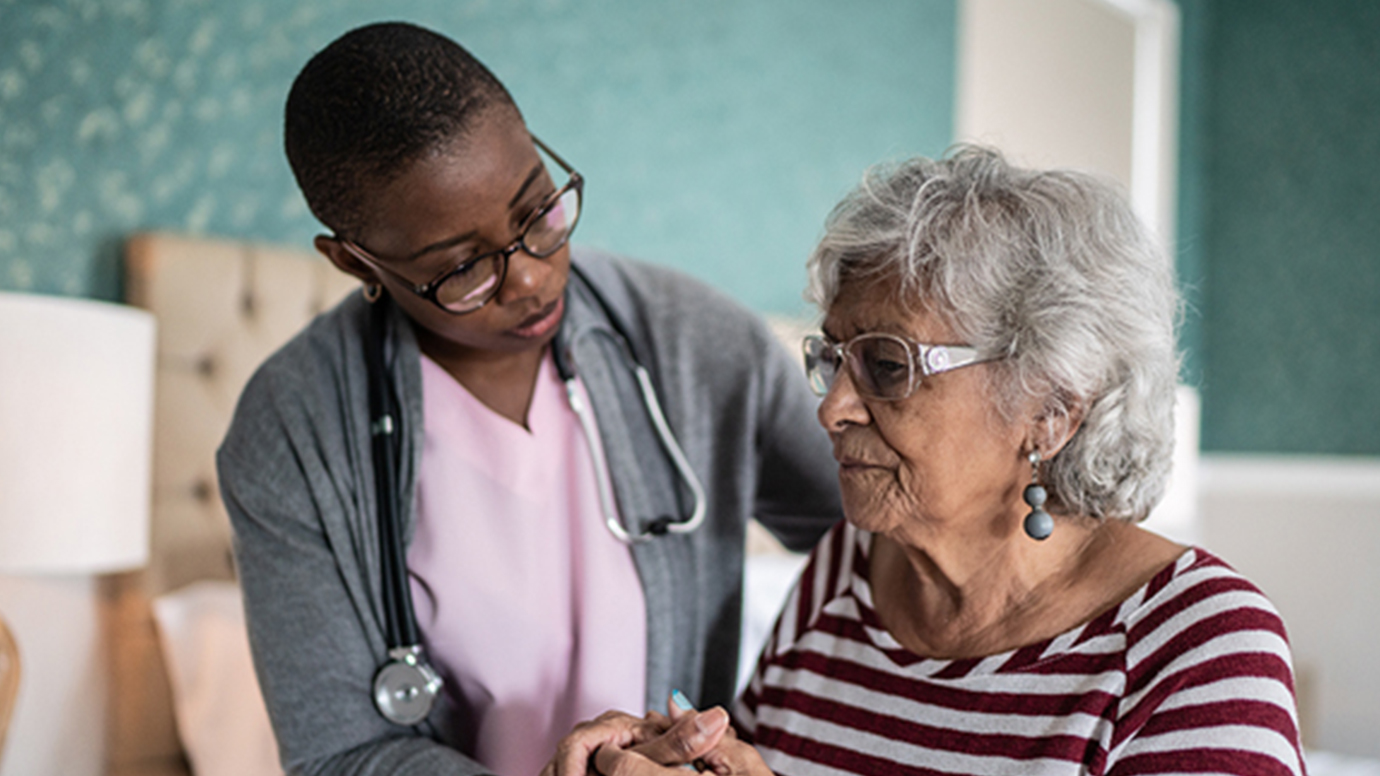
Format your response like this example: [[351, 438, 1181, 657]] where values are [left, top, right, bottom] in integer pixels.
[[590, 733, 772, 776], [540, 705, 729, 776]]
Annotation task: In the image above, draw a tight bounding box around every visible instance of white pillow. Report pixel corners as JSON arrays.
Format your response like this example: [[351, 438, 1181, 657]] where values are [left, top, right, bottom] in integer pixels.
[[737, 551, 809, 693], [152, 580, 283, 776]]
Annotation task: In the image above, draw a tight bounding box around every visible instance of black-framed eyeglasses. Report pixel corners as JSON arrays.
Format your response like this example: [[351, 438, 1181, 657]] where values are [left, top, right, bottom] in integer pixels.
[[337, 135, 584, 315], [802, 332, 989, 401]]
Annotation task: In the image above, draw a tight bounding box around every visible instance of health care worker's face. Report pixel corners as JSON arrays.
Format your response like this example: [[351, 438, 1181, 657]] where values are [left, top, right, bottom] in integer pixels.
[[816, 280, 1032, 547], [320, 109, 571, 361]]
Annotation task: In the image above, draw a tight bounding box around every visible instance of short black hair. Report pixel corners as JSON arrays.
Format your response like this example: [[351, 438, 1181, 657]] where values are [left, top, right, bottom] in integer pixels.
[[284, 21, 517, 235]]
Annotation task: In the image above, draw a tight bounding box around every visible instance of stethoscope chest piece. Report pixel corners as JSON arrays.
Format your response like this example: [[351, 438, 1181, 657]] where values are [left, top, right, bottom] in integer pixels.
[[373, 645, 443, 726]]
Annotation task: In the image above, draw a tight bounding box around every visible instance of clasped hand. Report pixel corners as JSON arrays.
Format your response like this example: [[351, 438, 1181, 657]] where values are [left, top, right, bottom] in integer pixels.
[[539, 696, 771, 776]]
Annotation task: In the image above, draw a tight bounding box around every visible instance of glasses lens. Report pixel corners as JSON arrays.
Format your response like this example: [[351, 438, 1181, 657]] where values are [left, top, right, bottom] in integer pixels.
[[523, 185, 581, 257], [849, 335, 914, 399], [802, 336, 838, 397], [434, 254, 503, 313]]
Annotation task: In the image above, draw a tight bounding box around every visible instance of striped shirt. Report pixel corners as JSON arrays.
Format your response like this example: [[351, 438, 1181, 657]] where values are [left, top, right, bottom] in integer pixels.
[[735, 522, 1306, 775]]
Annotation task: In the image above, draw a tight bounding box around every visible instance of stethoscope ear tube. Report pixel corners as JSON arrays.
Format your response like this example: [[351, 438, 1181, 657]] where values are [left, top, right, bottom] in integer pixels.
[[559, 323, 706, 545], [629, 363, 705, 536], [366, 295, 441, 725]]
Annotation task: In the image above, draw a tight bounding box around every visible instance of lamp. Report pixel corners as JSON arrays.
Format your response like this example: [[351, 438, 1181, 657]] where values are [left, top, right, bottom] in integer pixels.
[[0, 291, 155, 775]]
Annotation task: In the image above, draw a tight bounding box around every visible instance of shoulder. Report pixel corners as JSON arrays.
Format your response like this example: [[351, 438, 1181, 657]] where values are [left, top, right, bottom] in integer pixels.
[[1121, 547, 1291, 660], [571, 247, 782, 357], [1109, 548, 1303, 772], [218, 293, 370, 468]]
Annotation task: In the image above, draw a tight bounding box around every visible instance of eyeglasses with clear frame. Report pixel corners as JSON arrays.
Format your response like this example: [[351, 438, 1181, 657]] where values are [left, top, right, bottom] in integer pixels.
[[336, 135, 584, 315], [802, 332, 989, 401]]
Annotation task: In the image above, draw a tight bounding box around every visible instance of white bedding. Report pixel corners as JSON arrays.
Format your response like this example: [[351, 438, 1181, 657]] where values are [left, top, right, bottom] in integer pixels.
[[152, 581, 283, 776]]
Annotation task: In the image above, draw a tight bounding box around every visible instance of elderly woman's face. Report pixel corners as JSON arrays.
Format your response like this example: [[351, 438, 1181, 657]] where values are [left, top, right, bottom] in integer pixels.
[[817, 281, 1032, 543]]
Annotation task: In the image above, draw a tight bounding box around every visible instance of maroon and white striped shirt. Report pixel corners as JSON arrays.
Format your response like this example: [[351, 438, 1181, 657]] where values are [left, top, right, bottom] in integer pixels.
[[735, 522, 1305, 775]]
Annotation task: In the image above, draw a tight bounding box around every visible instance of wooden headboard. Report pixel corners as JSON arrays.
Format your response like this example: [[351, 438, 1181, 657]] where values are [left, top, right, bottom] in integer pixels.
[[107, 232, 356, 776]]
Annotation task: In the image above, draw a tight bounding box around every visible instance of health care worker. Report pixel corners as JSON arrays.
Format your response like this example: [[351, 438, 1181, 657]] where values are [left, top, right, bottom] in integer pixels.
[[216, 21, 842, 776]]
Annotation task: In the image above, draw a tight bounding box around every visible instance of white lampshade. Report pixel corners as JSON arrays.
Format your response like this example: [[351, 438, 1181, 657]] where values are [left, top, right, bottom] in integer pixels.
[[0, 291, 155, 574]]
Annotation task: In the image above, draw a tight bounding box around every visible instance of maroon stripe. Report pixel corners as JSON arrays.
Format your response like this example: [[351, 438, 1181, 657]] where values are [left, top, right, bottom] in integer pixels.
[[1019, 650, 1124, 676], [1108, 747, 1295, 775], [738, 684, 760, 718], [806, 608, 928, 667], [1134, 697, 1299, 741], [1141, 549, 1208, 601], [1126, 608, 1290, 697], [754, 688, 1101, 763], [793, 612, 1126, 680], [1115, 652, 1294, 744], [1129, 573, 1267, 644], [1076, 605, 1125, 644], [765, 650, 1120, 718], [999, 643, 1049, 672], [756, 727, 961, 776], [824, 524, 847, 604], [791, 527, 833, 633], [844, 533, 869, 598]]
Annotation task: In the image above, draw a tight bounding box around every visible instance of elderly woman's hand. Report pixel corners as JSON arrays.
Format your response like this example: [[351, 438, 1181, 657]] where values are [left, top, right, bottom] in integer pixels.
[[540, 706, 731, 776]]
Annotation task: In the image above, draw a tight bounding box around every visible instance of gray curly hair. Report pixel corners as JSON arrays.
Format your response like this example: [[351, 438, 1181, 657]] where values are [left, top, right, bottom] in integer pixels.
[[807, 145, 1181, 521]]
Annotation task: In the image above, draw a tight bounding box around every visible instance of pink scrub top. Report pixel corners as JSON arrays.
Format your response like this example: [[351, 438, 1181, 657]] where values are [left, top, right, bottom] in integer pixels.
[[408, 351, 648, 776]]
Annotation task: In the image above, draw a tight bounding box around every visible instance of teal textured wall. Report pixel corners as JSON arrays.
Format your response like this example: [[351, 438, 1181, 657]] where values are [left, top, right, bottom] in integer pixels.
[[0, 0, 956, 316], [1177, 0, 1380, 453]]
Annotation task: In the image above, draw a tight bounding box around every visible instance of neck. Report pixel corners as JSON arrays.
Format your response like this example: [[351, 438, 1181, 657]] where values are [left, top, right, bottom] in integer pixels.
[[870, 512, 1107, 659], [414, 325, 548, 428]]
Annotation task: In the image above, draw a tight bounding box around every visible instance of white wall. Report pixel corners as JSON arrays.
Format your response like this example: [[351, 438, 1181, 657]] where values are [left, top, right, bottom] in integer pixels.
[[956, 0, 1179, 243], [1197, 456, 1380, 758], [957, 0, 1136, 190]]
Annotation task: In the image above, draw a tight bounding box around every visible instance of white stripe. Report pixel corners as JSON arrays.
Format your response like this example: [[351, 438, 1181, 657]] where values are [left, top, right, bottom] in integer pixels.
[[757, 710, 1099, 776], [806, 527, 839, 625], [1154, 674, 1298, 719], [1122, 629, 1292, 714], [1110, 723, 1302, 773], [758, 662, 1116, 740], [1127, 585, 1281, 666], [778, 626, 1134, 700], [772, 573, 804, 656]]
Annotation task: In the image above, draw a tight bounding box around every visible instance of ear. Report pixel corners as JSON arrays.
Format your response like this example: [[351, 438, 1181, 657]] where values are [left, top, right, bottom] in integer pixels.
[[1023, 394, 1087, 459], [314, 234, 379, 286]]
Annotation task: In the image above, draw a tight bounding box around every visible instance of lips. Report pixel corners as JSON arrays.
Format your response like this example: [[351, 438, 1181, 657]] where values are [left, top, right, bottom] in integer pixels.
[[509, 295, 564, 339], [837, 458, 884, 471], [833, 442, 891, 471]]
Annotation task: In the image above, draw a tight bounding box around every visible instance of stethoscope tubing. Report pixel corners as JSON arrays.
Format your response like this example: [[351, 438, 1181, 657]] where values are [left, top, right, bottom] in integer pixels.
[[558, 322, 706, 544]]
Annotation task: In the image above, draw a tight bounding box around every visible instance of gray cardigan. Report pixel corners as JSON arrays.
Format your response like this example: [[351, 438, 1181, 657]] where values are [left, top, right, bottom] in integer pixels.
[[217, 249, 841, 775]]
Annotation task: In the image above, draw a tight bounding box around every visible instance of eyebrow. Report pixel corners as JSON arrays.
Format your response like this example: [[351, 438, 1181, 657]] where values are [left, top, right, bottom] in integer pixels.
[[398, 162, 548, 262], [508, 162, 546, 209], [821, 318, 926, 344]]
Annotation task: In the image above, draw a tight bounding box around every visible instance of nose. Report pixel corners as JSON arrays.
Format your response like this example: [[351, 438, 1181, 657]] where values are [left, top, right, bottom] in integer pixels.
[[817, 363, 871, 433], [495, 243, 551, 304]]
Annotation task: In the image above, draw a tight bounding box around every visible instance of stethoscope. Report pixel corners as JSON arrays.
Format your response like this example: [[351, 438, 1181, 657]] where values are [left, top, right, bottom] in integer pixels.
[[365, 267, 705, 726]]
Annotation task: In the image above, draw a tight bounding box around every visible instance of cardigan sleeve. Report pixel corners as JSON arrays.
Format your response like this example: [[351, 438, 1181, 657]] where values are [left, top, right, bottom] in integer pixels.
[[218, 308, 493, 776]]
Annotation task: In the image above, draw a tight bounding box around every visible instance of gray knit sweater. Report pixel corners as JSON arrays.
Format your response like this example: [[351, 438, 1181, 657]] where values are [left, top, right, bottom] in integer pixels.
[[217, 249, 842, 776]]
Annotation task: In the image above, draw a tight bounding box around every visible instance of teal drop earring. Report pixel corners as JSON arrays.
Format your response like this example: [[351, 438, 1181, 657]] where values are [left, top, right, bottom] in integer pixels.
[[1023, 450, 1053, 540]]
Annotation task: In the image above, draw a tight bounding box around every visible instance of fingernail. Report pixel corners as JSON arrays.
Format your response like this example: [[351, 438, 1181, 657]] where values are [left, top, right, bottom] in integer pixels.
[[670, 689, 694, 712], [694, 707, 728, 735]]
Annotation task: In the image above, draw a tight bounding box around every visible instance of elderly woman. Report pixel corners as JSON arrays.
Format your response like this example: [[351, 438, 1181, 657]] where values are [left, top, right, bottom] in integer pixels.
[[553, 147, 1304, 776]]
